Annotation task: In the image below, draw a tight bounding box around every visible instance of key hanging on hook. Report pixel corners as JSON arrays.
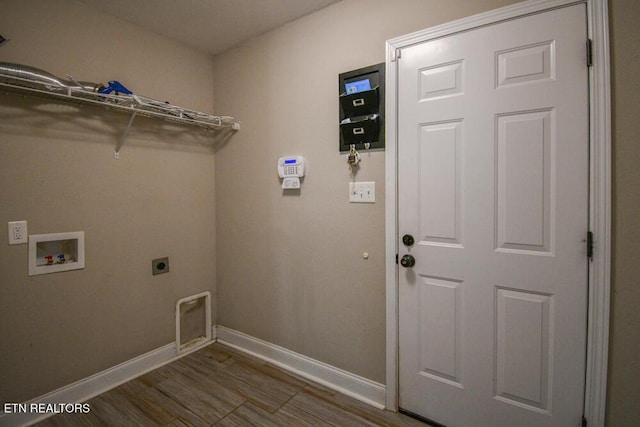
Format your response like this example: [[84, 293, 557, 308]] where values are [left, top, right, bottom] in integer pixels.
[[347, 144, 361, 168]]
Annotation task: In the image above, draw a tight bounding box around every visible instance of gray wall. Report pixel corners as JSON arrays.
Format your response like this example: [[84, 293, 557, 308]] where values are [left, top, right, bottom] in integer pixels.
[[0, 0, 637, 424], [0, 0, 217, 402], [212, 0, 640, 423], [212, 0, 521, 385], [607, 0, 640, 425]]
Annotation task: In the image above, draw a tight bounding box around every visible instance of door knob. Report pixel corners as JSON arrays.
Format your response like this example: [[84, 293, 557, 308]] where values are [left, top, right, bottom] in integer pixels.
[[402, 234, 415, 246], [400, 254, 416, 268]]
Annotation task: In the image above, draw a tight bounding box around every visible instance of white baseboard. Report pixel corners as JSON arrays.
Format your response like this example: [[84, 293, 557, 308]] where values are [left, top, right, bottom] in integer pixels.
[[216, 325, 386, 410], [0, 332, 215, 427]]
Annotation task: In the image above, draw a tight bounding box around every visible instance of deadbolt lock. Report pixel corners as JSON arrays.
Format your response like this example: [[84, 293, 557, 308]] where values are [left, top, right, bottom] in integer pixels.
[[402, 234, 415, 246]]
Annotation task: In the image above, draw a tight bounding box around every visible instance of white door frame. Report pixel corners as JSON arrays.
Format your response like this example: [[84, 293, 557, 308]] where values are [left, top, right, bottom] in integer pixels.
[[384, 0, 611, 425]]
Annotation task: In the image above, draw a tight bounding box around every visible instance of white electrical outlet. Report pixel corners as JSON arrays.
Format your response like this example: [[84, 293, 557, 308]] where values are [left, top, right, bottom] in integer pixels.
[[349, 182, 375, 203], [8, 220, 28, 245]]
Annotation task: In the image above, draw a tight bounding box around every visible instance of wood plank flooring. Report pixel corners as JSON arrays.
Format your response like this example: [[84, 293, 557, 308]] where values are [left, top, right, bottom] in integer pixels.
[[36, 343, 427, 426]]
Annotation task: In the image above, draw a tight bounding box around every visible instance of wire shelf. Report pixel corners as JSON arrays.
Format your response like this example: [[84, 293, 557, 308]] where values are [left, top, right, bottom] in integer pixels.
[[0, 73, 240, 131]]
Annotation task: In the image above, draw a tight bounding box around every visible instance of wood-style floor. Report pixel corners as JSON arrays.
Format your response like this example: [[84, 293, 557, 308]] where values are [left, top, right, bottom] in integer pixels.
[[36, 342, 427, 426]]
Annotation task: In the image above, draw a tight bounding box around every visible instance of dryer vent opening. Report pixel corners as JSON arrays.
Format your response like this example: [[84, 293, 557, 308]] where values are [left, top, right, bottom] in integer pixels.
[[176, 291, 211, 353]]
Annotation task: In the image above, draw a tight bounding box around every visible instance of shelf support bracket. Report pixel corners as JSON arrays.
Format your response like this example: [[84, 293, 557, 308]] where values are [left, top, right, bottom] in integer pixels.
[[114, 111, 137, 159]]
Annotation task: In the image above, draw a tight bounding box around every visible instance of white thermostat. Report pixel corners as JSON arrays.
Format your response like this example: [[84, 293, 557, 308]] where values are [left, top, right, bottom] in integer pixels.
[[277, 156, 305, 189]]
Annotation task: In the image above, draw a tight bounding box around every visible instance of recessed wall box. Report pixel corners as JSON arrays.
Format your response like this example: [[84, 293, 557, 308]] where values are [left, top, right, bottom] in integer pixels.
[[339, 63, 385, 152], [28, 231, 85, 276]]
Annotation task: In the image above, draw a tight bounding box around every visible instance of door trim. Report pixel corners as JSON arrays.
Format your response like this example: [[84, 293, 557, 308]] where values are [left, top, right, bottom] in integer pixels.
[[384, 0, 611, 425]]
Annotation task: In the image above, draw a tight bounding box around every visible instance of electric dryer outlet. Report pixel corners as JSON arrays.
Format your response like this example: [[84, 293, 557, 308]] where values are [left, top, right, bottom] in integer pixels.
[[152, 257, 170, 275]]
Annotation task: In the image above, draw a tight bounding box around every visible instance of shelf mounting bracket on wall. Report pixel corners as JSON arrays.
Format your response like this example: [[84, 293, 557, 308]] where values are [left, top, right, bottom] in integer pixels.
[[114, 111, 137, 159]]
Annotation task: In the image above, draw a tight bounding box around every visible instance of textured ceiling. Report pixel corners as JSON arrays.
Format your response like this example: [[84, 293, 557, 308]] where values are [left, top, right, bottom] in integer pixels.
[[78, 0, 341, 56]]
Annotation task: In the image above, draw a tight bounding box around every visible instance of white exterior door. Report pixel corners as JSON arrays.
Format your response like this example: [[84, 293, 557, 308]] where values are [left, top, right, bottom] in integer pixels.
[[397, 4, 589, 426]]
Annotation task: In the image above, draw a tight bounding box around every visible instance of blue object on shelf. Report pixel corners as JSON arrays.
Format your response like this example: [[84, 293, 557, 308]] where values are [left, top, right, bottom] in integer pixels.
[[99, 80, 133, 95]]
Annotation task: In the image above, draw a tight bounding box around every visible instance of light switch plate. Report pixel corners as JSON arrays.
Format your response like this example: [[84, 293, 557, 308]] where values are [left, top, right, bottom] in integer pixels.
[[8, 221, 28, 245], [349, 182, 375, 203]]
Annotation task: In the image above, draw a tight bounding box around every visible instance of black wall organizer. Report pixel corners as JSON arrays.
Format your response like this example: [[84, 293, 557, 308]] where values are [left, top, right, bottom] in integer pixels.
[[339, 63, 385, 152]]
